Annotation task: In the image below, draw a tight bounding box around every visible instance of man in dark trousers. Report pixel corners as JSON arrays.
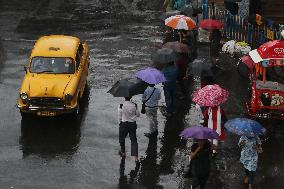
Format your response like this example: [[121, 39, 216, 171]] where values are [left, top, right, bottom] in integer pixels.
[[118, 96, 140, 164]]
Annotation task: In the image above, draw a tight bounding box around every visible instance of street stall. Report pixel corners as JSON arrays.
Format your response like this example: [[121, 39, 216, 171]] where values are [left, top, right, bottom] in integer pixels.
[[246, 40, 284, 119]]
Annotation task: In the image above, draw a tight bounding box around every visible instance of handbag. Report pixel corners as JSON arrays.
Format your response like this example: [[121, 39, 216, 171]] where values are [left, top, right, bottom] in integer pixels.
[[141, 88, 156, 114]]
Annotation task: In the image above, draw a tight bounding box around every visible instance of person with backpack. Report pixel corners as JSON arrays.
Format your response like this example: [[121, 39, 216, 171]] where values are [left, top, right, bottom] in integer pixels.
[[118, 96, 140, 165], [142, 84, 161, 137]]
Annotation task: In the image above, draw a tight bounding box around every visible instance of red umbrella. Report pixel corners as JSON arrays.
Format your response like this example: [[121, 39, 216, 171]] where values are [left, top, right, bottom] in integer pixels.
[[249, 40, 284, 63], [240, 55, 255, 69], [199, 19, 224, 30], [192, 84, 229, 107]]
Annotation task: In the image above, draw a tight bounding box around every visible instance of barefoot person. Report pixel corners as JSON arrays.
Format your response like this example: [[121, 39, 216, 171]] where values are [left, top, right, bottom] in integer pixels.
[[238, 136, 262, 189]]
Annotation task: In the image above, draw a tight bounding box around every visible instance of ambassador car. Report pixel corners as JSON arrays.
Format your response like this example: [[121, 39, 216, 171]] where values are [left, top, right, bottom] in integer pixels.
[[17, 35, 90, 119]]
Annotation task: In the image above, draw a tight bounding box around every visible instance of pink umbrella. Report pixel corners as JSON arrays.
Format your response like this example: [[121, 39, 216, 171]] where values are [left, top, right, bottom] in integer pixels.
[[192, 84, 229, 107]]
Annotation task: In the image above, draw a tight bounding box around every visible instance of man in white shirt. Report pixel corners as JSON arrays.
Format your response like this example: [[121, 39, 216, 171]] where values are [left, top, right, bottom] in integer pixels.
[[142, 84, 161, 137], [118, 96, 140, 163]]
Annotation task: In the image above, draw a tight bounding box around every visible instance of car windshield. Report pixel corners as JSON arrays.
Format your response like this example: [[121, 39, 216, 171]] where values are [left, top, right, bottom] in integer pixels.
[[30, 57, 75, 74], [265, 66, 284, 84]]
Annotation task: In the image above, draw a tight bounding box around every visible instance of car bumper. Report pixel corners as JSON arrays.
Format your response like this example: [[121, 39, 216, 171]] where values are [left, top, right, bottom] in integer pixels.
[[17, 104, 76, 116]]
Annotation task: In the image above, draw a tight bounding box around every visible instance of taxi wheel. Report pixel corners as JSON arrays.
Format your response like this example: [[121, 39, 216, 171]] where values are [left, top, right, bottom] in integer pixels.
[[20, 111, 30, 120]]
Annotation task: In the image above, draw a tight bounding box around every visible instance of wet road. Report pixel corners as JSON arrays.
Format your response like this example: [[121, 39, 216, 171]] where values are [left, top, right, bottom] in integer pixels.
[[0, 0, 284, 188]]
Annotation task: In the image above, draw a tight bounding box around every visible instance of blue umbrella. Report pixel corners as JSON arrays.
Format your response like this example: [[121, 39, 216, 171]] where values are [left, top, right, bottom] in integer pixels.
[[224, 118, 266, 137], [135, 67, 166, 84]]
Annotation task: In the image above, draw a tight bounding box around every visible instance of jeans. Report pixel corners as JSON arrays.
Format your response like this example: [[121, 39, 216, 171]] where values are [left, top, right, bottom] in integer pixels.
[[145, 107, 158, 133], [164, 85, 176, 113], [119, 122, 138, 156]]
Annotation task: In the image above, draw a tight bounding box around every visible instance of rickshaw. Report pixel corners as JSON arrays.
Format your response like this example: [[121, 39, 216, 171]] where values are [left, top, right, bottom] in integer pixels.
[[243, 40, 284, 119]]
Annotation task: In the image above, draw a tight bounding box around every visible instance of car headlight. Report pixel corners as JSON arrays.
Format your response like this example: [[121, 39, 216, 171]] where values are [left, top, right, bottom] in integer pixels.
[[20, 93, 28, 101], [65, 93, 73, 103]]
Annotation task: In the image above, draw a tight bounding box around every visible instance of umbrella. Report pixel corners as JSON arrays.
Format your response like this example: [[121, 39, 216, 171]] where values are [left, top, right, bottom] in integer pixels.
[[107, 78, 147, 97], [165, 15, 197, 30], [152, 48, 177, 64], [199, 19, 224, 30], [162, 41, 190, 54], [180, 125, 219, 139], [224, 118, 266, 137], [249, 40, 284, 63], [188, 58, 213, 76], [135, 67, 166, 84], [192, 84, 229, 107]]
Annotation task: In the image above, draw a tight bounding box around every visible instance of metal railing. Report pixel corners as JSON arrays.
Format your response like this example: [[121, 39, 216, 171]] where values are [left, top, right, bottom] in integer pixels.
[[204, 5, 282, 48]]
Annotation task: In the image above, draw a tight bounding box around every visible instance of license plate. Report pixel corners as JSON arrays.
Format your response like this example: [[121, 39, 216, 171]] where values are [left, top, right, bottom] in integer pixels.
[[37, 111, 56, 116]]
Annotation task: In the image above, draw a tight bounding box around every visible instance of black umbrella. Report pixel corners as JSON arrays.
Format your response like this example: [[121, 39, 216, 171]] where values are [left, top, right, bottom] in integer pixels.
[[107, 78, 148, 97], [188, 59, 213, 76], [152, 48, 177, 64]]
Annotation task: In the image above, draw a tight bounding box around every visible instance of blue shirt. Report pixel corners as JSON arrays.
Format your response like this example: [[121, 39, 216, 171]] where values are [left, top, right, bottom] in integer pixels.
[[162, 64, 178, 87], [142, 87, 161, 107]]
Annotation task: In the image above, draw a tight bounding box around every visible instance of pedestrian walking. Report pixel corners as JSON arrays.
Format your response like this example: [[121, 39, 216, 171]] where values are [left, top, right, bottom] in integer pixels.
[[190, 139, 212, 189], [162, 61, 178, 116], [142, 84, 161, 138], [238, 136, 262, 189], [176, 52, 189, 99], [180, 29, 198, 61], [202, 105, 227, 156], [209, 29, 222, 65], [118, 96, 140, 164]]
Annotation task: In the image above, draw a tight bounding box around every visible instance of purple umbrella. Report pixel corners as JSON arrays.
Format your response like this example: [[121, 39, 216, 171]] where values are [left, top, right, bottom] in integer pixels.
[[135, 67, 166, 84], [179, 125, 219, 139]]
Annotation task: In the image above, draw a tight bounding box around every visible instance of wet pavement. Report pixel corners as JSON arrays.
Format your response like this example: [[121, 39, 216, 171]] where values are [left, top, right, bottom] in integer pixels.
[[0, 0, 284, 188]]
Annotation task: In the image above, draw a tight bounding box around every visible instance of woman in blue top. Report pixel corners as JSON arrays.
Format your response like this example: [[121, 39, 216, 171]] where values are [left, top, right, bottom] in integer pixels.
[[238, 136, 262, 189]]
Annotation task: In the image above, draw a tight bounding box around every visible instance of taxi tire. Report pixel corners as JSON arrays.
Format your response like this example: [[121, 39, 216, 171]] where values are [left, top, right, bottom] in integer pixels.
[[20, 111, 30, 120]]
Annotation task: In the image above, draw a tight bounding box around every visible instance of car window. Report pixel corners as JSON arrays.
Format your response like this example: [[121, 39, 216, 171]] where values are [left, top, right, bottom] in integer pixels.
[[76, 43, 84, 70], [30, 57, 75, 74]]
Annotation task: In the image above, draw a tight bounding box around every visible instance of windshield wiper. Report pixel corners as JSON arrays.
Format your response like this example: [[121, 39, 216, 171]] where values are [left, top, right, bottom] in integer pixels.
[[36, 70, 54, 73]]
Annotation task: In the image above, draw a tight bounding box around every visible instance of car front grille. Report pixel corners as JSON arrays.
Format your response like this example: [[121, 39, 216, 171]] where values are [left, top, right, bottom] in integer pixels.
[[28, 97, 64, 107]]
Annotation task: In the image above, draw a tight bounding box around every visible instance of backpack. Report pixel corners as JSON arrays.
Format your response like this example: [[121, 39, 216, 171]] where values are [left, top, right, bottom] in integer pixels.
[[173, 0, 186, 10]]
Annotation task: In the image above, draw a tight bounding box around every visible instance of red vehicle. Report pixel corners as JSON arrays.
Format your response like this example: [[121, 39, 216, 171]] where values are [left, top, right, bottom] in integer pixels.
[[243, 40, 284, 119]]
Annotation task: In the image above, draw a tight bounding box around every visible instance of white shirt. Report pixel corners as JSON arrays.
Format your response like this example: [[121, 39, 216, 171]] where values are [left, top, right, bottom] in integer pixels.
[[118, 101, 140, 123]]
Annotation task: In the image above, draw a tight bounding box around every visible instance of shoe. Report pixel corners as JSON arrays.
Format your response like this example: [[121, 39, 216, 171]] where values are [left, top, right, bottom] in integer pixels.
[[118, 150, 126, 157]]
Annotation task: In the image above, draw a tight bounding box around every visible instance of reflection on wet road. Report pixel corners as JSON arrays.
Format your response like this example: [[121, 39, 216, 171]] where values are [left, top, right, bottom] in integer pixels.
[[0, 0, 284, 188]]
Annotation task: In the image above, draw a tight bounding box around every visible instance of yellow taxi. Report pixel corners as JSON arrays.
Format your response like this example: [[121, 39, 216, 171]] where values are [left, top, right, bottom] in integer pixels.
[[17, 35, 90, 119]]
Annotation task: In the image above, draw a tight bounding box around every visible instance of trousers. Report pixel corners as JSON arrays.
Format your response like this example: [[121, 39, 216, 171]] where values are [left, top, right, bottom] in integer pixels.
[[119, 122, 138, 156], [145, 107, 158, 133]]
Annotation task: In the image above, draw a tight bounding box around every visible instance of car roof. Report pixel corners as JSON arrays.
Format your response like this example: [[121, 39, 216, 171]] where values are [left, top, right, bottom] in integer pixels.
[[31, 35, 80, 60]]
